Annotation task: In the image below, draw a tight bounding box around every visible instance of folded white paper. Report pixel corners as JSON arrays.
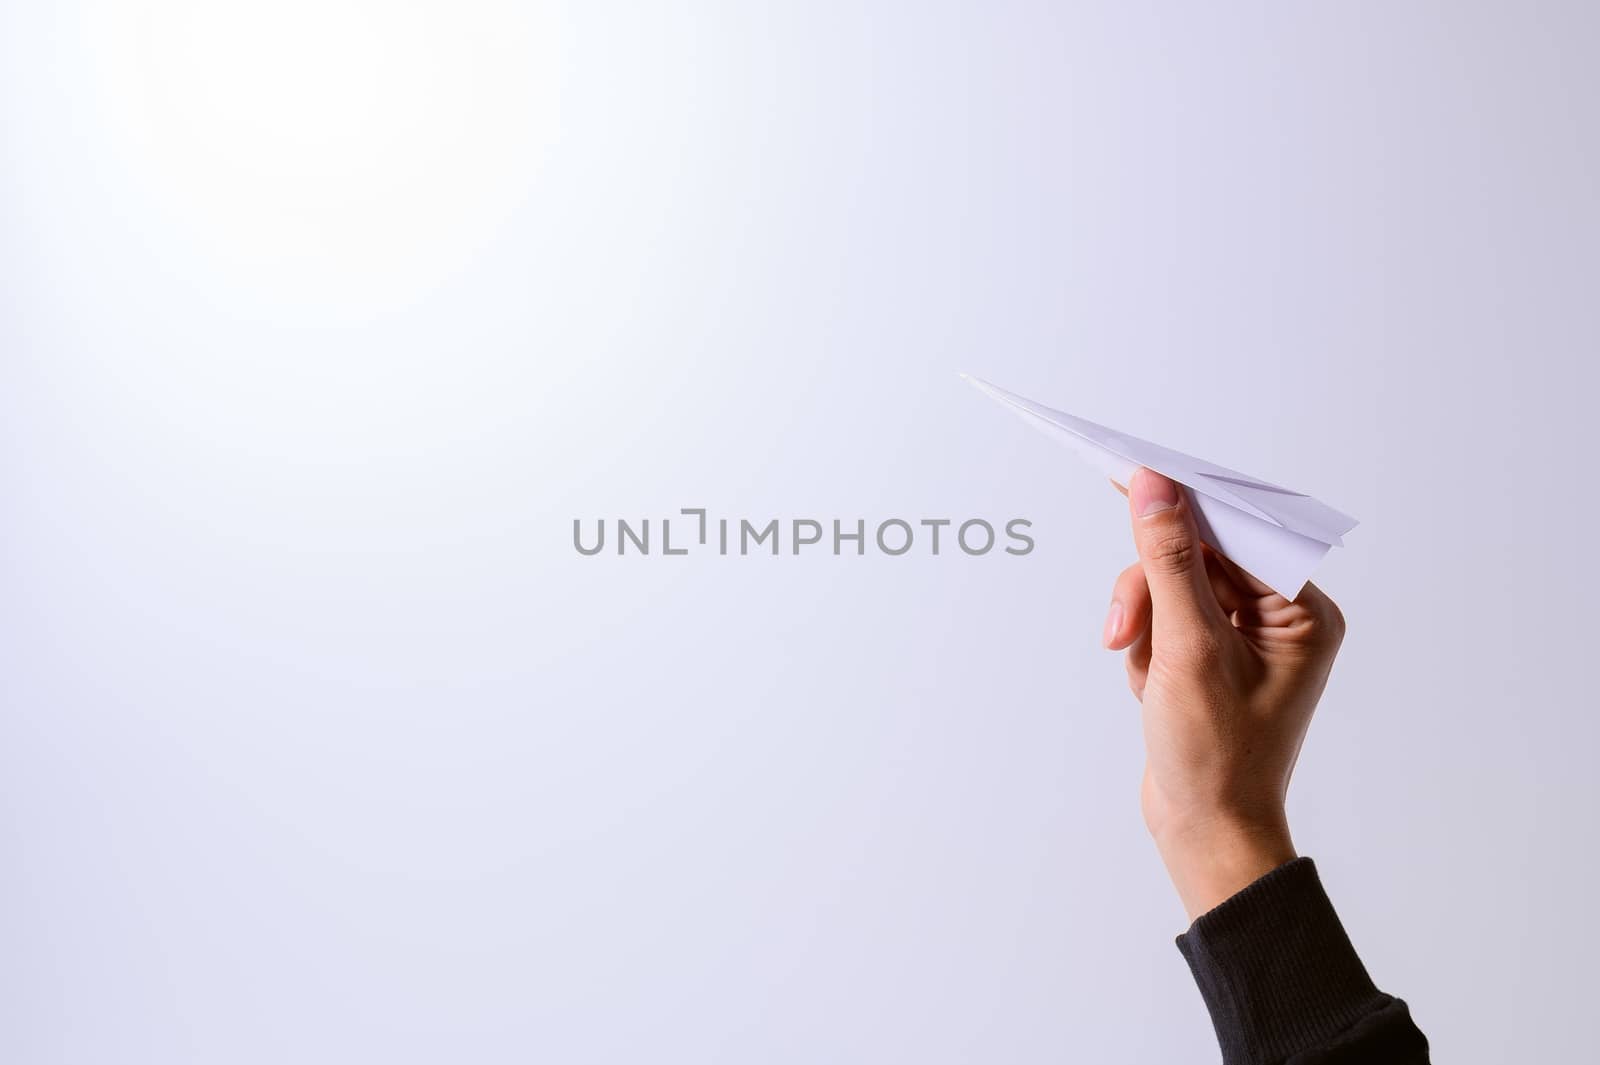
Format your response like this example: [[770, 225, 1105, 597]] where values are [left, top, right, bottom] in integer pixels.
[[963, 375, 1357, 599]]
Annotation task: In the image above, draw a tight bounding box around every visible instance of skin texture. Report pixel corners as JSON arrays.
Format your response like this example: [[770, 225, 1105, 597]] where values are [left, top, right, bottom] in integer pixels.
[[1103, 468, 1346, 922]]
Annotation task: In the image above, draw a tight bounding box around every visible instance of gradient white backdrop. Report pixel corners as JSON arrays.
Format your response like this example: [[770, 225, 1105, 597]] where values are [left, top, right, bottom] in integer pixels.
[[4, 2, 1597, 1061]]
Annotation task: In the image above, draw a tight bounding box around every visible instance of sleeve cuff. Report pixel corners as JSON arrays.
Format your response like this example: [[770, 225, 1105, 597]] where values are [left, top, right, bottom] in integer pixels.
[[1175, 857, 1395, 1064]]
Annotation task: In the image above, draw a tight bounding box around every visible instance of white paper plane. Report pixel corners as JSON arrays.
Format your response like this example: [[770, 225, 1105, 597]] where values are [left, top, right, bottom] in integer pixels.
[[962, 375, 1357, 599]]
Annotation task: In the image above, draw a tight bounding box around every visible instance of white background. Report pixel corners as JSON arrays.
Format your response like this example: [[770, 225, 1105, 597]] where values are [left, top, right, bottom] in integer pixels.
[[4, 2, 1597, 1061]]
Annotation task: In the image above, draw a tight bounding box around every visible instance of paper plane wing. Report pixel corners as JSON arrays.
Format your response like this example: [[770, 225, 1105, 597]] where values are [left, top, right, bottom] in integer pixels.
[[963, 375, 1357, 599]]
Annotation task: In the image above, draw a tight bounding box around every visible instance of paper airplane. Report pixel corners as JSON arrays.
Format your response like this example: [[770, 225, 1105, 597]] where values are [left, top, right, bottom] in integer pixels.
[[962, 375, 1357, 599]]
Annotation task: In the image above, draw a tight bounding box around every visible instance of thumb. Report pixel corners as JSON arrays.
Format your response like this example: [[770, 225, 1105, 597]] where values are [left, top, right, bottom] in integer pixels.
[[1127, 468, 1226, 640]]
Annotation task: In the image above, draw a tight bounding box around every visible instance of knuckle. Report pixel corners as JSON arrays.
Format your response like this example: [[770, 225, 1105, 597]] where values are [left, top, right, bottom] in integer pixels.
[[1295, 582, 1347, 646], [1324, 600, 1347, 643], [1143, 530, 1198, 574], [1303, 597, 1347, 647]]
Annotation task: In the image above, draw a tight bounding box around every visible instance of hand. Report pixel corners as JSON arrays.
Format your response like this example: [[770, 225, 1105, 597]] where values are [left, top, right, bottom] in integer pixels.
[[1102, 468, 1346, 921]]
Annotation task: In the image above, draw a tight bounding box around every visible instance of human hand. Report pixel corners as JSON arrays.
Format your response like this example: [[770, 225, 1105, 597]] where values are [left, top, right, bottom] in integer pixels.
[[1102, 468, 1347, 921]]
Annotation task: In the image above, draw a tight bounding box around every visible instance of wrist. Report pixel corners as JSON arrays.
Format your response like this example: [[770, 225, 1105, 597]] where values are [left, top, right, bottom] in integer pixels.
[[1153, 810, 1297, 922]]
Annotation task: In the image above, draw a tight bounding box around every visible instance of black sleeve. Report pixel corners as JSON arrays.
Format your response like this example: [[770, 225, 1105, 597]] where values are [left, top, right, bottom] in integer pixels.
[[1175, 857, 1429, 1064]]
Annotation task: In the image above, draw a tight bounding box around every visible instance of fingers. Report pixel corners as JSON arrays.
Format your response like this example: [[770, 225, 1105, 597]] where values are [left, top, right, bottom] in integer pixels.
[[1202, 539, 1344, 641], [1103, 535, 1257, 653], [1126, 468, 1230, 641], [1103, 561, 1151, 650], [1202, 551, 1249, 617], [1204, 547, 1280, 604], [1290, 578, 1337, 617], [1106, 554, 1252, 666], [1103, 561, 1154, 699], [1113, 472, 1285, 617], [1125, 626, 1151, 700], [1280, 579, 1348, 647]]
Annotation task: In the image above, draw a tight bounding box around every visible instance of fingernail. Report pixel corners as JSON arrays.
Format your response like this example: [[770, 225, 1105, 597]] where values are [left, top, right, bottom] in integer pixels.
[[1132, 469, 1180, 517], [1102, 601, 1123, 647]]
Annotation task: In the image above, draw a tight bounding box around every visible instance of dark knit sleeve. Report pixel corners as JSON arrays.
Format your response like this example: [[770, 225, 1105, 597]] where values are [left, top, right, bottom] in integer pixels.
[[1175, 857, 1429, 1064]]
